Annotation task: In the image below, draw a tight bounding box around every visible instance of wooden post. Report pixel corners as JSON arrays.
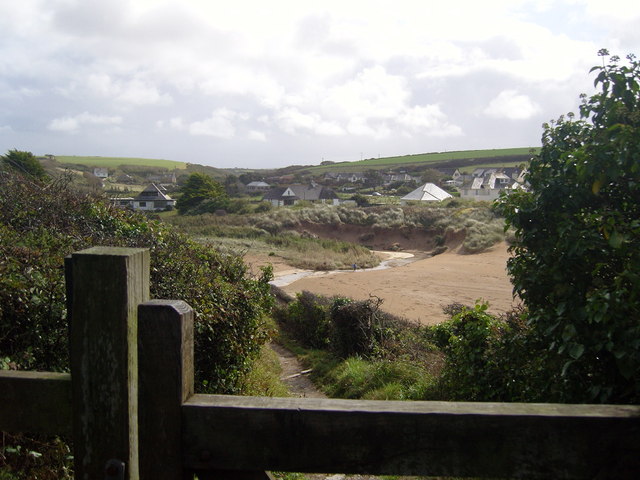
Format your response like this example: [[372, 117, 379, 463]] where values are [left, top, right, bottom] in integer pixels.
[[138, 300, 194, 480], [67, 247, 149, 480]]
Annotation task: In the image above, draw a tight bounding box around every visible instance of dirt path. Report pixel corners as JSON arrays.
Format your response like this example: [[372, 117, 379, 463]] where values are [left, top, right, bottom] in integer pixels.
[[270, 343, 326, 398]]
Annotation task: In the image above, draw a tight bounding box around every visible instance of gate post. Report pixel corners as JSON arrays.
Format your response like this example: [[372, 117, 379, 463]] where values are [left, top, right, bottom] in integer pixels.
[[67, 247, 150, 480], [138, 300, 194, 479]]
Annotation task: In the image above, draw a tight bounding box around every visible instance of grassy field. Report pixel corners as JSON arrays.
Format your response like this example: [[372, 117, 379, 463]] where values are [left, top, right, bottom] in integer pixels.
[[55, 155, 188, 169], [306, 147, 538, 173]]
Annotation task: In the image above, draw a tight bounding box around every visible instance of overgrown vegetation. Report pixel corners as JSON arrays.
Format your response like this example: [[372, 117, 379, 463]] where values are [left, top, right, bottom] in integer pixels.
[[165, 201, 507, 265], [274, 290, 443, 400], [0, 167, 277, 478], [273, 52, 640, 407], [0, 169, 273, 391], [496, 52, 640, 403]]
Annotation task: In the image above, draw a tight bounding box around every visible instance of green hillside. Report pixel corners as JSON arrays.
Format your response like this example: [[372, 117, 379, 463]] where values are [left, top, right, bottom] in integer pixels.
[[306, 147, 539, 173], [55, 155, 188, 170]]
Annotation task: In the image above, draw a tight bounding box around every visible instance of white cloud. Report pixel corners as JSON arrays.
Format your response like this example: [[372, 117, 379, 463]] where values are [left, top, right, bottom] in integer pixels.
[[484, 90, 542, 120], [346, 117, 391, 139], [47, 112, 123, 133], [0, 125, 13, 133], [275, 107, 345, 136], [398, 105, 463, 137], [324, 66, 409, 119], [2, 0, 640, 167], [248, 130, 267, 142], [85, 74, 173, 106], [187, 109, 243, 138]]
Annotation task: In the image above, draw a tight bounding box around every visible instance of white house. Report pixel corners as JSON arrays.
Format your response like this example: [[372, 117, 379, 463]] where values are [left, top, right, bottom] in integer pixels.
[[458, 170, 526, 201], [246, 181, 271, 192], [263, 184, 340, 207]]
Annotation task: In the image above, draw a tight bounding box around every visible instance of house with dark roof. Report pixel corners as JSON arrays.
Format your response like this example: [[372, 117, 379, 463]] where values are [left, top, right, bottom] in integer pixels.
[[262, 184, 339, 207], [131, 183, 176, 211]]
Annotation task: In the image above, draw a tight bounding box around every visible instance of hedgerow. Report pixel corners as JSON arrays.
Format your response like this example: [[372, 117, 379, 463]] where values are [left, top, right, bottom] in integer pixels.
[[0, 171, 274, 392]]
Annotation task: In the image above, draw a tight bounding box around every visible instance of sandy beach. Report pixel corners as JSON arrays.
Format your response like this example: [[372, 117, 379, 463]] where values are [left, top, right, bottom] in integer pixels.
[[245, 242, 517, 325]]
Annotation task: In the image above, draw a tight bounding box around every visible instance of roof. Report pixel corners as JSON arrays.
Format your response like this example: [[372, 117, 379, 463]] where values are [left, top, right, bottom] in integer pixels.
[[246, 181, 270, 187], [134, 183, 173, 201], [263, 184, 338, 201], [401, 183, 452, 202]]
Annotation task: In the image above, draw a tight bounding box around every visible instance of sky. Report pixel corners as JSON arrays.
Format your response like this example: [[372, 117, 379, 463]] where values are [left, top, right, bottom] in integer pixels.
[[1, 1, 639, 169]]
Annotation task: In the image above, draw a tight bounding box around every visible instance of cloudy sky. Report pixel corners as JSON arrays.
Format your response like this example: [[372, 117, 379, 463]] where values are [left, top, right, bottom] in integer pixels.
[[1, 1, 639, 169]]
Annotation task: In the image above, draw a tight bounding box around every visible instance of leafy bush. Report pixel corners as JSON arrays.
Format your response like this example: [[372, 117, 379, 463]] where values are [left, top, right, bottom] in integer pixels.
[[0, 170, 273, 393], [330, 296, 393, 358], [430, 303, 565, 402], [495, 52, 640, 403], [276, 291, 332, 349]]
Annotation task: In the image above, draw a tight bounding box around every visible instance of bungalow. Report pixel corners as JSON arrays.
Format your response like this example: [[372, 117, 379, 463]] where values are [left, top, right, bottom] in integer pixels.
[[382, 173, 420, 185], [263, 184, 340, 207], [436, 168, 464, 185], [131, 183, 176, 211], [323, 172, 366, 183], [245, 181, 271, 192]]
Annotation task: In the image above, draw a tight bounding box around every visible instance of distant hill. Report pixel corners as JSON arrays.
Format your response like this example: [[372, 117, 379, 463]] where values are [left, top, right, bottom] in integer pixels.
[[301, 147, 539, 174], [54, 155, 188, 170]]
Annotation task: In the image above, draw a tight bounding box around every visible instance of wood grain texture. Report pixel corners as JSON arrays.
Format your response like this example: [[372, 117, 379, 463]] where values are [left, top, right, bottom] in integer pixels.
[[182, 395, 640, 479], [138, 300, 194, 480], [68, 247, 149, 480], [0, 371, 72, 435]]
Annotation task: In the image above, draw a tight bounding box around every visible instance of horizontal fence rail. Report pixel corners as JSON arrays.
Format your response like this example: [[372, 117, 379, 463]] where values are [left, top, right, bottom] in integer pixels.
[[183, 395, 640, 479], [1, 246, 639, 480], [0, 371, 72, 436]]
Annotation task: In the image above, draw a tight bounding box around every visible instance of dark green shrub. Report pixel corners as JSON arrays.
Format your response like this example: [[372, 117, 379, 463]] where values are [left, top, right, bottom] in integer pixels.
[[495, 53, 640, 403], [0, 171, 273, 393], [330, 296, 398, 358], [278, 291, 332, 349], [254, 201, 272, 213], [430, 303, 566, 402]]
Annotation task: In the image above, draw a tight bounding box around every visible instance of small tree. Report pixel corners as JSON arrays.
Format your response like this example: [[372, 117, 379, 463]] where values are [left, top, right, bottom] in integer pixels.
[[176, 172, 228, 214], [1, 149, 47, 179], [495, 51, 640, 403]]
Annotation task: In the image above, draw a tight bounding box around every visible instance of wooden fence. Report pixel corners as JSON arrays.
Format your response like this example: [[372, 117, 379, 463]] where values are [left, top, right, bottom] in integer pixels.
[[1, 247, 639, 479]]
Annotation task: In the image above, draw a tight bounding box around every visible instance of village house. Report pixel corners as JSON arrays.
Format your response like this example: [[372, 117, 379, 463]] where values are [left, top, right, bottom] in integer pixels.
[[263, 183, 340, 207], [245, 181, 271, 192], [458, 168, 527, 201], [382, 172, 420, 185], [93, 167, 109, 179], [323, 172, 366, 183], [436, 167, 465, 185], [111, 183, 176, 211]]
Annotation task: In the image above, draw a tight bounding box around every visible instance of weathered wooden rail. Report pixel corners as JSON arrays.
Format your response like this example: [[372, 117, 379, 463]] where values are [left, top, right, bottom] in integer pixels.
[[1, 247, 639, 479]]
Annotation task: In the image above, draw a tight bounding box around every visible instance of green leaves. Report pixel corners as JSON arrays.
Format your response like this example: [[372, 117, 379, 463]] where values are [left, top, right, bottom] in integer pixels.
[[176, 172, 229, 214], [495, 51, 640, 403], [0, 169, 274, 393]]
